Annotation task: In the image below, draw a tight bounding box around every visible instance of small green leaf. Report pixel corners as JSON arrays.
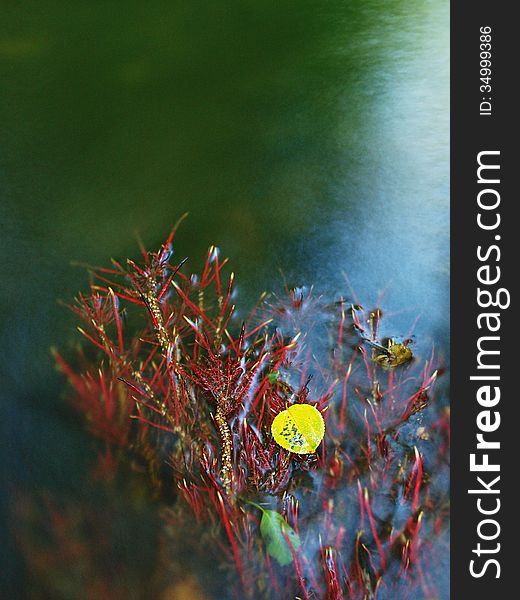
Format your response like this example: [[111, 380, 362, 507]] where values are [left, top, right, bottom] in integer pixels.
[[259, 509, 301, 566], [267, 370, 279, 384]]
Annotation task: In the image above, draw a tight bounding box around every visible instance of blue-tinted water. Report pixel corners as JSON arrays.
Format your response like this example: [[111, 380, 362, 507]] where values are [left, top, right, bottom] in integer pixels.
[[1, 1, 448, 597]]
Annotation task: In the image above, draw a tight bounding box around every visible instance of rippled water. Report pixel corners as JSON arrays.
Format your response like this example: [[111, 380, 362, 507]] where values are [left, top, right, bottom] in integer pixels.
[[1, 1, 448, 596]]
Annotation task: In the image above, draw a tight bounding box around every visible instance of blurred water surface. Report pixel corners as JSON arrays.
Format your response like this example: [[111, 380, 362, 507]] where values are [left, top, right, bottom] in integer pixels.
[[1, 1, 448, 596]]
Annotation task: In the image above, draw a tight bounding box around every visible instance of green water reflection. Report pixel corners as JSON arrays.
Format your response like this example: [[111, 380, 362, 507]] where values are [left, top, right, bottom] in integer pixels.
[[1, 0, 448, 596]]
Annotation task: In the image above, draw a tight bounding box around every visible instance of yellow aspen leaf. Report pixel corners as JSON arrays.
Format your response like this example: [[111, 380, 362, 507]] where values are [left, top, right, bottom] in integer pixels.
[[271, 404, 325, 454]]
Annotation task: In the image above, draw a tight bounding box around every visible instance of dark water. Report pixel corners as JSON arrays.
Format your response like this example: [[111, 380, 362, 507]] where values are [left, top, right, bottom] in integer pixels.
[[1, 1, 448, 596]]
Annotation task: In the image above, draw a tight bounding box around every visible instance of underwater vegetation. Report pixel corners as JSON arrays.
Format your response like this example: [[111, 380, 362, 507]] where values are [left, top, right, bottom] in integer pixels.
[[22, 220, 448, 599]]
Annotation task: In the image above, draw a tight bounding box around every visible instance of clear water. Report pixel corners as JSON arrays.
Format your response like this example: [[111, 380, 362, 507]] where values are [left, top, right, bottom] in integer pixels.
[[1, 1, 448, 596]]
